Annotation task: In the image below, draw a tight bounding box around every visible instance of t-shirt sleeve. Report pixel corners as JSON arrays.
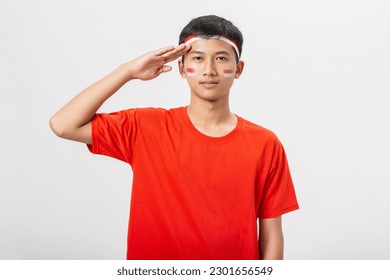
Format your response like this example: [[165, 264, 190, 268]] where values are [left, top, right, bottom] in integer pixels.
[[87, 109, 137, 164], [258, 140, 299, 219]]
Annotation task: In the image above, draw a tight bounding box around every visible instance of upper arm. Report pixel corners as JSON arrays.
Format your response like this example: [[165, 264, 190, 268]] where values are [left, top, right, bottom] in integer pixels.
[[258, 216, 284, 259], [72, 121, 92, 144], [259, 216, 283, 238]]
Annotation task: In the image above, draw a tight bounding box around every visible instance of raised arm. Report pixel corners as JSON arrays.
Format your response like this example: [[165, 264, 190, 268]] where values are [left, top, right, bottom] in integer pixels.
[[258, 216, 284, 260], [49, 44, 190, 144]]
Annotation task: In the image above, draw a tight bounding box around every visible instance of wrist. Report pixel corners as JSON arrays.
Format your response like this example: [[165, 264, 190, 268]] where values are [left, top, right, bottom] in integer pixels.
[[119, 61, 136, 82]]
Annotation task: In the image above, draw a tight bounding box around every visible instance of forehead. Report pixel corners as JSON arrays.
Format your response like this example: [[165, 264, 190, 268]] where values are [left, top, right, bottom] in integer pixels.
[[188, 39, 235, 55]]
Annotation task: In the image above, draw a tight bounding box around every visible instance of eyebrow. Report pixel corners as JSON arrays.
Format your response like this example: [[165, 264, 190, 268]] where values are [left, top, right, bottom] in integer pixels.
[[188, 50, 231, 56]]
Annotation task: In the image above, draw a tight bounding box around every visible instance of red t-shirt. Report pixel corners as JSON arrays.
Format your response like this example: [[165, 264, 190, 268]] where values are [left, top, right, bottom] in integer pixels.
[[87, 106, 299, 259]]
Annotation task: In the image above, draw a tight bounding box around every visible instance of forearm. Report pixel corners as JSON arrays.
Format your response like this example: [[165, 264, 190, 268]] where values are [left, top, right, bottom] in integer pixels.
[[49, 62, 133, 137]]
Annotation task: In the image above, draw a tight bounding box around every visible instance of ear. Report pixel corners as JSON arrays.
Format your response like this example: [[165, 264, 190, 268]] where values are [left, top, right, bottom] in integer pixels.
[[178, 59, 186, 78], [234, 60, 245, 79]]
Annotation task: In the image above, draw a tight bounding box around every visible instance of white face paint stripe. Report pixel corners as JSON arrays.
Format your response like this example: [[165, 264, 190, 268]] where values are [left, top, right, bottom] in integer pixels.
[[183, 35, 240, 58], [223, 70, 234, 78]]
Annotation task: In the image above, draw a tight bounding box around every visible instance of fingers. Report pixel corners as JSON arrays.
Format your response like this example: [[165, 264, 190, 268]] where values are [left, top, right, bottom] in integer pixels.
[[162, 43, 191, 62], [153, 43, 191, 63], [160, 65, 172, 73], [154, 45, 176, 56]]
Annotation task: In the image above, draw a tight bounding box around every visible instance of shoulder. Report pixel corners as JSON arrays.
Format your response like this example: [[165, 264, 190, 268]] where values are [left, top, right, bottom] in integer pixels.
[[239, 117, 280, 143], [101, 107, 179, 121], [104, 107, 184, 130], [94, 107, 185, 127], [129, 106, 182, 116], [237, 116, 288, 157], [131, 107, 183, 122], [238, 117, 290, 165]]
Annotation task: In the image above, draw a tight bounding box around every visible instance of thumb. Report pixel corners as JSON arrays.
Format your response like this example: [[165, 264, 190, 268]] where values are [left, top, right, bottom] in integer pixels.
[[159, 65, 172, 74]]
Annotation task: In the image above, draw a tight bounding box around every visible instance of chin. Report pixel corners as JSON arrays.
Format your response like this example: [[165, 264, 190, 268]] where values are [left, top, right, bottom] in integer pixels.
[[194, 93, 227, 102], [191, 87, 230, 102]]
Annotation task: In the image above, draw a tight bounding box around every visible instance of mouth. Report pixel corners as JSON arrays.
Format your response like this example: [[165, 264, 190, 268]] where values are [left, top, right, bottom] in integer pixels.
[[199, 81, 219, 89], [199, 80, 219, 85]]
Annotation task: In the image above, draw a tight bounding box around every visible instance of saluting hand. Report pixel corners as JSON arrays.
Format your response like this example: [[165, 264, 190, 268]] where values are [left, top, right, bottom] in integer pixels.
[[126, 44, 191, 81]]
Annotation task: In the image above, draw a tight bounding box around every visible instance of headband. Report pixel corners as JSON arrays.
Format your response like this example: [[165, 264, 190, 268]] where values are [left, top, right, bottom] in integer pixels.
[[183, 34, 240, 58]]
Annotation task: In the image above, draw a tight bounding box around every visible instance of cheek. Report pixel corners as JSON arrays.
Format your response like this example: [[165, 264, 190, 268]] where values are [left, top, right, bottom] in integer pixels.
[[223, 69, 234, 78], [185, 67, 196, 77]]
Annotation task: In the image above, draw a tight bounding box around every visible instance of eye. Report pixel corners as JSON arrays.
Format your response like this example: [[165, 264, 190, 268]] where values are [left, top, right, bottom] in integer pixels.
[[216, 56, 228, 61], [192, 56, 203, 61]]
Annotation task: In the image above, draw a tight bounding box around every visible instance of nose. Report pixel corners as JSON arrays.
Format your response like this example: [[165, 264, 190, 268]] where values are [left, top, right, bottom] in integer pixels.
[[203, 58, 217, 76]]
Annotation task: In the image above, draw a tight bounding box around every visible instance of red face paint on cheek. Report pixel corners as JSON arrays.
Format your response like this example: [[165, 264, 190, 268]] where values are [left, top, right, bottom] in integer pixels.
[[186, 68, 196, 76], [223, 70, 234, 78]]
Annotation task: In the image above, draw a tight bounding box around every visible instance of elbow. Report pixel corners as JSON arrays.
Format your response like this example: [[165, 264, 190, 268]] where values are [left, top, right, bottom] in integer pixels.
[[49, 115, 91, 143], [49, 115, 66, 138]]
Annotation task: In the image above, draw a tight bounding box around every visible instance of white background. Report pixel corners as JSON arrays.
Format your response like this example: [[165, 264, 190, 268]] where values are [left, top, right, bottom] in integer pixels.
[[1, 0, 389, 260]]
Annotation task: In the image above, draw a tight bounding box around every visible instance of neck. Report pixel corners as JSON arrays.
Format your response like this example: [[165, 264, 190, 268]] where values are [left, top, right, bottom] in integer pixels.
[[187, 96, 237, 137]]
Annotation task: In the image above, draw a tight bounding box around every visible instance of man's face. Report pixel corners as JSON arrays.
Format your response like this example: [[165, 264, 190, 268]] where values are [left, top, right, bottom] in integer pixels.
[[178, 39, 244, 102]]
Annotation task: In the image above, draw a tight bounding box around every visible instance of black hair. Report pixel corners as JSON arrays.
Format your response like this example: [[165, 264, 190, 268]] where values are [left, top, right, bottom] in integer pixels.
[[179, 15, 243, 62]]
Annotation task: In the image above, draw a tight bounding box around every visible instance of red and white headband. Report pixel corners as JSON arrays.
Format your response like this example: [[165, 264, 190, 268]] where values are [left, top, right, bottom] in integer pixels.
[[183, 34, 240, 58]]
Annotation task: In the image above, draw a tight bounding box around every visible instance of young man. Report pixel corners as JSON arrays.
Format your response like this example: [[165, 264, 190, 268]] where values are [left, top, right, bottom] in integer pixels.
[[50, 15, 299, 260]]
